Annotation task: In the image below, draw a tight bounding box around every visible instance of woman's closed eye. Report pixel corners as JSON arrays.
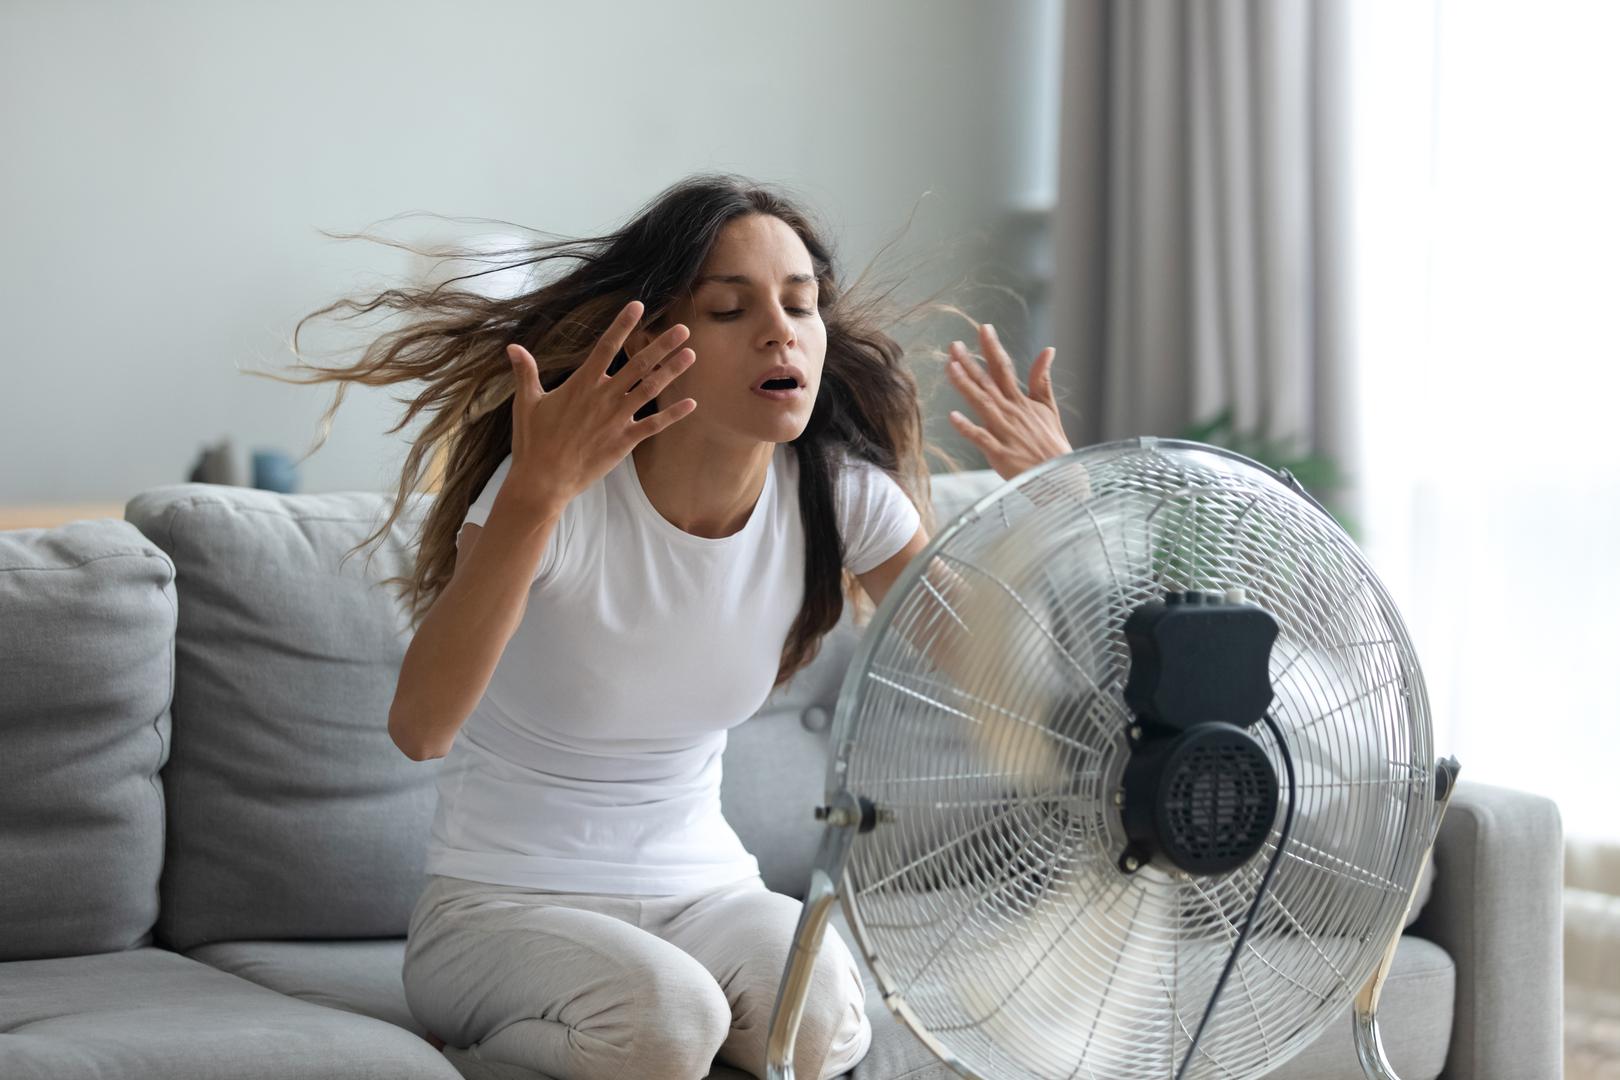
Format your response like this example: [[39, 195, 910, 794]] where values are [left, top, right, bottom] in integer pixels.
[[710, 308, 817, 319]]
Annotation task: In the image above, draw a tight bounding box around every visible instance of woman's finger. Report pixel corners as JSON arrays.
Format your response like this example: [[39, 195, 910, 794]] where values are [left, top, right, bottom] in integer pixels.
[[947, 344, 1006, 420], [624, 348, 694, 412], [979, 324, 1025, 401], [618, 323, 691, 394], [507, 344, 543, 402], [951, 340, 1000, 397], [628, 397, 697, 440], [949, 409, 998, 449], [586, 299, 647, 380], [1031, 347, 1057, 408]]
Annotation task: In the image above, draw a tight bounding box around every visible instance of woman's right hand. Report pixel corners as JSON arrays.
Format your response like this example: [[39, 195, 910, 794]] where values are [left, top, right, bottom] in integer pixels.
[[501, 299, 696, 517]]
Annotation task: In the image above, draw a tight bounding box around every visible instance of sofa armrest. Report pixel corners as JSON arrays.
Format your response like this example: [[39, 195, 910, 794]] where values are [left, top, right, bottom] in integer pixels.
[[1408, 780, 1563, 1079]]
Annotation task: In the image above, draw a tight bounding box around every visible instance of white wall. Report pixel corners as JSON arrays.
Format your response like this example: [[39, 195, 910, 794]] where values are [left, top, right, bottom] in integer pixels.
[[0, 0, 1063, 500]]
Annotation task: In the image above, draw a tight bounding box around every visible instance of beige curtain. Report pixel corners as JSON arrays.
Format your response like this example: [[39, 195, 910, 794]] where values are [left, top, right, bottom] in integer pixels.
[[1049, 0, 1360, 517]]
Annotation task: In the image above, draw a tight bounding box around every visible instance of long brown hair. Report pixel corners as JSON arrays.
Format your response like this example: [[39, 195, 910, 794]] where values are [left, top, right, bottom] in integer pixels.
[[251, 172, 989, 687]]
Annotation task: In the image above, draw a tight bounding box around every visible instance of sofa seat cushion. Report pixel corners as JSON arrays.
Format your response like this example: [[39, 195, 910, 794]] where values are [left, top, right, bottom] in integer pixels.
[[0, 947, 458, 1080], [1258, 933, 1454, 1079], [188, 938, 426, 1038]]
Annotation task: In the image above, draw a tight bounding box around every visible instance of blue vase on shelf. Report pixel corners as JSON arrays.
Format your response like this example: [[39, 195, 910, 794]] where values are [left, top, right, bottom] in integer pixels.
[[251, 449, 299, 493]]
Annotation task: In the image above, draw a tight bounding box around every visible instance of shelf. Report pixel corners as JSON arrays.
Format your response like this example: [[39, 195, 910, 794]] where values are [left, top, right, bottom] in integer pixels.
[[0, 503, 127, 531]]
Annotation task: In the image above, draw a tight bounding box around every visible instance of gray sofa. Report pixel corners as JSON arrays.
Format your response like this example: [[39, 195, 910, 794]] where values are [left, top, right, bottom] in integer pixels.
[[0, 470, 1562, 1080]]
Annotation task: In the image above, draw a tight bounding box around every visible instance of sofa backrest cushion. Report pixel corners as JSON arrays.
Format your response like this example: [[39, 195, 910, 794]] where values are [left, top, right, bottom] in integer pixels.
[[721, 468, 1006, 897], [125, 484, 435, 950], [0, 519, 176, 961]]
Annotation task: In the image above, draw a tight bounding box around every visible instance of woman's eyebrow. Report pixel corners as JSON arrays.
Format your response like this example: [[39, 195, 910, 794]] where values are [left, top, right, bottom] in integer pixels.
[[694, 272, 816, 287]]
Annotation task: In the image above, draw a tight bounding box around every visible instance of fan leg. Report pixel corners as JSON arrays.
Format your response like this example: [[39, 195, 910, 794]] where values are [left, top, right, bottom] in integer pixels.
[[1351, 756, 1461, 1079], [1353, 1008, 1399, 1080], [766, 795, 861, 1080]]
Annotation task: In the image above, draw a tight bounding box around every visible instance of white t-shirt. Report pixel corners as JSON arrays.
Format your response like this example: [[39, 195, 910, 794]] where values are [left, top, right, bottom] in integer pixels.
[[422, 440, 922, 894]]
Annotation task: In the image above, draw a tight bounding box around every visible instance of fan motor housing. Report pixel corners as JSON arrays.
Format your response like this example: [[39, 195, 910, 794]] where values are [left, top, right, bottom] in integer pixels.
[[1119, 592, 1282, 876], [1123, 591, 1278, 733], [1121, 723, 1280, 875]]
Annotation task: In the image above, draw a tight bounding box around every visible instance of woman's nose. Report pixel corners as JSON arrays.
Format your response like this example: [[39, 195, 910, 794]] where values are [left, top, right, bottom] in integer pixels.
[[760, 307, 795, 349]]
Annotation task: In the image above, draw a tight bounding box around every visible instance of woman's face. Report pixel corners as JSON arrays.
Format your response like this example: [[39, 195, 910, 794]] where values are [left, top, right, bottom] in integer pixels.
[[632, 214, 827, 446]]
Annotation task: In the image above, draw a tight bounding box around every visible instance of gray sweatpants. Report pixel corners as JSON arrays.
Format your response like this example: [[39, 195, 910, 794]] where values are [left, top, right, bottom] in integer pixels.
[[402, 873, 873, 1080]]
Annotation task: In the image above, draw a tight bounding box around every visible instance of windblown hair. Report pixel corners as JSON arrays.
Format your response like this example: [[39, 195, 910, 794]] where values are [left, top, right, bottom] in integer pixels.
[[251, 172, 993, 688]]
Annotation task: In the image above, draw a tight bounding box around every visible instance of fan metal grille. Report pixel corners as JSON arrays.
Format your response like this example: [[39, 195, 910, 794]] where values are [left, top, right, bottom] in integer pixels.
[[831, 439, 1435, 1080]]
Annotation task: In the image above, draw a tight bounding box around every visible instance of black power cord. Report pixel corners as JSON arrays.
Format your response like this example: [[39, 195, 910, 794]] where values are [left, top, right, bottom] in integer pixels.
[[1173, 711, 1297, 1080]]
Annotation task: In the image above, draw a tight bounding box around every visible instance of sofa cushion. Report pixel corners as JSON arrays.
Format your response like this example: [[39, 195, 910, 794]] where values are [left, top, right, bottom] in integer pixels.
[[1260, 933, 1454, 1078], [188, 938, 426, 1037], [0, 519, 175, 962], [0, 947, 457, 1079], [124, 484, 439, 949]]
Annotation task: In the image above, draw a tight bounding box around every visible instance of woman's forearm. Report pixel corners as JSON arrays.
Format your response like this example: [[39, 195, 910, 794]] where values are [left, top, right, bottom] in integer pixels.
[[387, 492, 563, 760]]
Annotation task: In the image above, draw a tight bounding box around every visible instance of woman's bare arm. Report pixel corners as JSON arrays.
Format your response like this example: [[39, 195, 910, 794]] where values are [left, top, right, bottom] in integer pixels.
[[386, 492, 562, 761], [387, 298, 701, 761]]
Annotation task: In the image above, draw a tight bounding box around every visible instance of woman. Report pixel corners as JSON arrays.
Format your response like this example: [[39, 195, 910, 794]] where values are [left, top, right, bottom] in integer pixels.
[[278, 173, 1071, 1080]]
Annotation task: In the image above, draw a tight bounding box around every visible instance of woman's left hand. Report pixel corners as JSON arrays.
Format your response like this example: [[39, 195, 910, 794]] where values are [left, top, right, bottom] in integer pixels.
[[945, 324, 1073, 482]]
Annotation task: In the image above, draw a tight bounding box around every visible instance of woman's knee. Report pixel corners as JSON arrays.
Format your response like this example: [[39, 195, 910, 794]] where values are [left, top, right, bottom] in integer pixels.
[[405, 900, 731, 1079], [620, 960, 733, 1078]]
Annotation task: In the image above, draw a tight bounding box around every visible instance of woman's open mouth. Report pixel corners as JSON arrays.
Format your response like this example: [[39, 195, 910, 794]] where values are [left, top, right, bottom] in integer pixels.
[[751, 367, 807, 402], [752, 377, 804, 402]]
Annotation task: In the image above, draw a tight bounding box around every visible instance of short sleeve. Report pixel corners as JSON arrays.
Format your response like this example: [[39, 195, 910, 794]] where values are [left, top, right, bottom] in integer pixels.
[[457, 454, 568, 586], [836, 455, 922, 575]]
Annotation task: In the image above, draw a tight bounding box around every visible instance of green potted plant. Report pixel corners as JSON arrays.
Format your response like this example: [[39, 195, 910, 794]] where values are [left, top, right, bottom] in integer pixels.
[[1177, 408, 1358, 540]]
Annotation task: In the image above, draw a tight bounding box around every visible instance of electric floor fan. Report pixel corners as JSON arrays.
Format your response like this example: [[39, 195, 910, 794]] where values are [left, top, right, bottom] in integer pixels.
[[766, 437, 1458, 1080]]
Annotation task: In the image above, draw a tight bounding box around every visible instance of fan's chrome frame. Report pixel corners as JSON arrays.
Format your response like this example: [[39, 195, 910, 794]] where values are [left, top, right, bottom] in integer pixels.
[[764, 437, 1460, 1080]]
